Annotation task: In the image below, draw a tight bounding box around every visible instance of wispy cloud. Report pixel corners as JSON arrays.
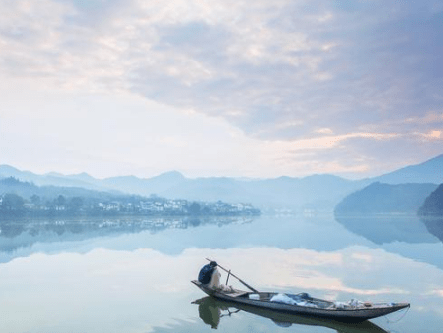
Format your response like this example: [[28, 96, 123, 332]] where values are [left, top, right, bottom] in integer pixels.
[[0, 0, 442, 176]]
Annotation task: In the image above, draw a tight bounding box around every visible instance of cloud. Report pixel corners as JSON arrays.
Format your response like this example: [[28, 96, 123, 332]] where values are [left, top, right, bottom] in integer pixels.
[[0, 0, 442, 176]]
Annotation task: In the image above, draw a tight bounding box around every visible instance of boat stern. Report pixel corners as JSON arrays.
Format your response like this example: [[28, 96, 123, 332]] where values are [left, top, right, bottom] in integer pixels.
[[191, 280, 216, 296]]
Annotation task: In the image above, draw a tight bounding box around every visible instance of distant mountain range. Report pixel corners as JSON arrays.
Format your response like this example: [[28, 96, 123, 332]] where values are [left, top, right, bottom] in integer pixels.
[[0, 166, 365, 211], [1, 153, 443, 211]]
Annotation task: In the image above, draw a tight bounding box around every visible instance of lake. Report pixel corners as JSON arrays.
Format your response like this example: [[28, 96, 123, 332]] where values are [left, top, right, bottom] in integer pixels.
[[0, 214, 442, 332]]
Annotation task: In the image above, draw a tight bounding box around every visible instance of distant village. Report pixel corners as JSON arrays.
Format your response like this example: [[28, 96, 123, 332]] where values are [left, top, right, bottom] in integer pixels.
[[0, 192, 261, 218], [89, 198, 260, 216]]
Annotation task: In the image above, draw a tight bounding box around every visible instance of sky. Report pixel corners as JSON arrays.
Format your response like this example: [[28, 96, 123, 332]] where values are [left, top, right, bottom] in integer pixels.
[[0, 0, 442, 179]]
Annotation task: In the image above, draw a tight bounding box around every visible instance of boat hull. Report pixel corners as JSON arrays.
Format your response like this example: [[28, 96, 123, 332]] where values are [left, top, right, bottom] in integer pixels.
[[194, 296, 390, 332], [191, 280, 409, 322]]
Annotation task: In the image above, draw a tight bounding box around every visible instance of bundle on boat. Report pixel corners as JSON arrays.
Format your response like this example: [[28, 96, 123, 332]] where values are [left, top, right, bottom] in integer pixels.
[[269, 293, 319, 308], [267, 293, 387, 310]]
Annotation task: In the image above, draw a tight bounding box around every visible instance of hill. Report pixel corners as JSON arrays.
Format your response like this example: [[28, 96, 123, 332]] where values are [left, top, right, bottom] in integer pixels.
[[0, 165, 363, 211], [0, 165, 107, 191], [371, 154, 443, 184], [418, 184, 443, 216], [334, 182, 438, 215], [0, 177, 117, 202], [417, 183, 443, 242], [102, 171, 187, 195], [160, 174, 363, 211], [0, 177, 260, 219], [1, 152, 443, 212]]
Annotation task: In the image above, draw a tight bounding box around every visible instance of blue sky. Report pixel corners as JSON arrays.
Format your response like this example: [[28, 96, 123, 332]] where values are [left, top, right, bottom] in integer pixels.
[[0, 0, 442, 179]]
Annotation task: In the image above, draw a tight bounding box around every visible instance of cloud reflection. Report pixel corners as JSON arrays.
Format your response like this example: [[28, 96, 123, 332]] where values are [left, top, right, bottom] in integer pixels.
[[0, 243, 442, 332]]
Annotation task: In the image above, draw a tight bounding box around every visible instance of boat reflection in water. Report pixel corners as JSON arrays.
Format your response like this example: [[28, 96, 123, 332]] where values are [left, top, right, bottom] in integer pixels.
[[193, 297, 389, 333]]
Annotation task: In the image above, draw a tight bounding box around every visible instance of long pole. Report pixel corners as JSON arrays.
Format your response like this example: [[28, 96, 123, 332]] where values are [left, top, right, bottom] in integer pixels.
[[206, 258, 259, 293]]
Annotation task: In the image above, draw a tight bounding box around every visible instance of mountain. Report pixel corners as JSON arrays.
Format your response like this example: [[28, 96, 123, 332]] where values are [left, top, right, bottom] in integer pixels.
[[102, 171, 186, 196], [418, 183, 443, 216], [0, 165, 186, 196], [1, 152, 443, 211], [0, 165, 36, 181], [418, 183, 443, 242], [371, 154, 443, 184], [334, 182, 438, 215], [62, 172, 98, 183], [0, 176, 122, 203], [334, 182, 441, 244], [0, 165, 106, 191], [161, 174, 362, 211], [0, 165, 361, 211]]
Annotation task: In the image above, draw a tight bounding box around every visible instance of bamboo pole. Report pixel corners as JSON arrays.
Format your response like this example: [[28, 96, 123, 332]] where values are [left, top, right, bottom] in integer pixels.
[[206, 258, 259, 293]]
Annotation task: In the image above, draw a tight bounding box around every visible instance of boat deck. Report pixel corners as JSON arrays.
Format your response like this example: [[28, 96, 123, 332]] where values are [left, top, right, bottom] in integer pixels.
[[192, 280, 249, 297]]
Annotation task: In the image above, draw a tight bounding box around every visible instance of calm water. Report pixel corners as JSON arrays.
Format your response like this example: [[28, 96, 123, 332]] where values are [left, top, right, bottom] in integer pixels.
[[0, 214, 442, 332]]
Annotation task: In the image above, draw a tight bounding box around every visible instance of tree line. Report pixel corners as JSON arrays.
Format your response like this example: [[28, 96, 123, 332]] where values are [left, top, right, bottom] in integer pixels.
[[0, 177, 260, 218]]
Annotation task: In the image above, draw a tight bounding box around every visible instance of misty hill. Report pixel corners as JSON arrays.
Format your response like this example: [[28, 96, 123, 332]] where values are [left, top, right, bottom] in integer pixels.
[[102, 171, 187, 195], [0, 165, 186, 195], [0, 165, 363, 211], [2, 152, 443, 211], [334, 182, 438, 215], [418, 183, 443, 216], [0, 177, 119, 202], [0, 165, 108, 191], [418, 182, 443, 243], [102, 174, 360, 211], [371, 154, 443, 184], [161, 174, 363, 211]]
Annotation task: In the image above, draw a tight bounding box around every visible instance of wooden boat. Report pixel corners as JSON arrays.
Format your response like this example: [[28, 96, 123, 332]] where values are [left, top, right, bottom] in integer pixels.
[[191, 280, 410, 322], [193, 296, 390, 332]]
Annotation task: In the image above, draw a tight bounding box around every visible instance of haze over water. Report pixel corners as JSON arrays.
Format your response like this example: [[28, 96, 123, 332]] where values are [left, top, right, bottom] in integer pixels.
[[1, 1, 442, 332], [1, 214, 442, 333]]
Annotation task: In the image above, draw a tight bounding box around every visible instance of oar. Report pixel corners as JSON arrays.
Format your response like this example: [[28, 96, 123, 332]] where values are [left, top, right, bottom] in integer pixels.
[[206, 258, 259, 293]]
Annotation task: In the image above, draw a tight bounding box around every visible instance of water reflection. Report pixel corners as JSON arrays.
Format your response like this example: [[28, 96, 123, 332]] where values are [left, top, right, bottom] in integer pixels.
[[420, 217, 443, 243], [335, 215, 439, 245], [0, 236, 441, 332], [0, 216, 252, 253], [193, 296, 389, 333], [193, 297, 237, 329], [335, 214, 443, 272]]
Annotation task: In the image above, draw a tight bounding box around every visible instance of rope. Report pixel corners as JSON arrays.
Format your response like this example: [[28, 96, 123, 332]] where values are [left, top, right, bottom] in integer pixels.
[[384, 304, 410, 324]]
